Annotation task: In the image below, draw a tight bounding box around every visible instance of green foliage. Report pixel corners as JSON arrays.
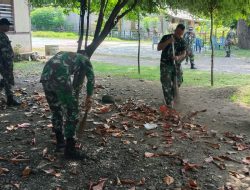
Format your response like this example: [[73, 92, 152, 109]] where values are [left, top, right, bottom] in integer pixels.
[[32, 31, 78, 39], [142, 16, 159, 30], [31, 7, 66, 31]]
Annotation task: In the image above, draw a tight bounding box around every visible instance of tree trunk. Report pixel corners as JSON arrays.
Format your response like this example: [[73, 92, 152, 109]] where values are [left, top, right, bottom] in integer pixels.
[[210, 10, 214, 86], [137, 13, 141, 74], [85, 0, 138, 58], [237, 19, 250, 49], [77, 0, 86, 51], [85, 0, 91, 49]]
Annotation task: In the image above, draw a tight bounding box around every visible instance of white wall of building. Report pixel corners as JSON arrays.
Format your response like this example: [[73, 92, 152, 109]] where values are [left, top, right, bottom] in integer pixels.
[[7, 0, 32, 52]]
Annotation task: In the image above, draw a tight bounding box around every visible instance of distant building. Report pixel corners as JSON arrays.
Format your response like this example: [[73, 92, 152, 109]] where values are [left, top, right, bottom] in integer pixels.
[[0, 0, 32, 52]]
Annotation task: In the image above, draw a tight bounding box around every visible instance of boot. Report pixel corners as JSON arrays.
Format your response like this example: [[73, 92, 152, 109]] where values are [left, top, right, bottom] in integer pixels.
[[64, 138, 88, 160], [225, 52, 230, 57], [55, 131, 65, 152], [0, 80, 3, 92], [7, 96, 21, 106], [191, 64, 197, 70]]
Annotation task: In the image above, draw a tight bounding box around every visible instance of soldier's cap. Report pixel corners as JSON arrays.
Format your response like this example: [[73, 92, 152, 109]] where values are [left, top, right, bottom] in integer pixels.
[[0, 18, 13, 26], [189, 27, 193, 31]]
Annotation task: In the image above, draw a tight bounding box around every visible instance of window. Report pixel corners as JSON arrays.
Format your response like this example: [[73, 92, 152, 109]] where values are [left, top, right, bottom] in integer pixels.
[[0, 0, 14, 31]]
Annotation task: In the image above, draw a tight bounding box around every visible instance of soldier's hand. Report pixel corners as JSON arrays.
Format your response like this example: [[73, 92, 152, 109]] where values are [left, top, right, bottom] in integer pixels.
[[172, 56, 179, 61], [168, 37, 175, 44]]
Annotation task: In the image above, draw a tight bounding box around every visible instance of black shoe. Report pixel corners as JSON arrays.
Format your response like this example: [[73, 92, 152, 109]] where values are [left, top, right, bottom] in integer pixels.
[[55, 132, 65, 152], [64, 138, 88, 160], [191, 65, 197, 69], [7, 96, 21, 106]]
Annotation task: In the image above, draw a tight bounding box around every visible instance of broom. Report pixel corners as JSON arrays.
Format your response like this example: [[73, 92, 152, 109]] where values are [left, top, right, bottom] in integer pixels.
[[76, 100, 91, 138], [171, 36, 180, 104]]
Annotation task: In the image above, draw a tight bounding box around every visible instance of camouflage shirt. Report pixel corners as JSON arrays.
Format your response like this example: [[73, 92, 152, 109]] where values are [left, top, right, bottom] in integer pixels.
[[0, 32, 14, 63], [184, 32, 196, 49], [226, 30, 236, 41], [159, 34, 187, 65], [40, 51, 95, 96]]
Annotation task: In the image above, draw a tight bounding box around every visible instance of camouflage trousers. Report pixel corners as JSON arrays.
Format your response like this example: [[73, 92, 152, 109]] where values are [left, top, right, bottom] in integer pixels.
[[224, 43, 231, 56], [186, 49, 194, 65], [160, 62, 183, 106], [42, 81, 79, 138], [0, 62, 14, 97]]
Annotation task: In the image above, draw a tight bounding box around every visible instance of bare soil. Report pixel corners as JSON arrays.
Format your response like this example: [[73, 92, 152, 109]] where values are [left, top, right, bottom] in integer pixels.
[[0, 70, 250, 190]]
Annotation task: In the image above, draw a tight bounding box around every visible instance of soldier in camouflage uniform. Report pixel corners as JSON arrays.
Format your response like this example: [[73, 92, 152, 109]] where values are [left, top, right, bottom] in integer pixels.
[[184, 27, 196, 69], [0, 18, 20, 106], [157, 24, 187, 108], [225, 26, 236, 57], [40, 51, 95, 159]]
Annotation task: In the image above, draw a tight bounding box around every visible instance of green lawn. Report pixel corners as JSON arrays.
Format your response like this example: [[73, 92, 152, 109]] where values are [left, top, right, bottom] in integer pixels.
[[201, 48, 250, 58], [32, 31, 144, 43], [14, 61, 250, 105]]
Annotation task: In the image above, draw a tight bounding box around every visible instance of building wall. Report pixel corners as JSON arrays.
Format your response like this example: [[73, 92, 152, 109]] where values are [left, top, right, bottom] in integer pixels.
[[7, 0, 32, 52]]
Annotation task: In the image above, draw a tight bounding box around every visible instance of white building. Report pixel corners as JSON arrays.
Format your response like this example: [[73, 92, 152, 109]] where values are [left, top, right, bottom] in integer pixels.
[[0, 0, 32, 52]]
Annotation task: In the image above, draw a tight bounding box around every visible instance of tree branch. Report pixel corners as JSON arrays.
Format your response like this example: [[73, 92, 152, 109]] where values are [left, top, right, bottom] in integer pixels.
[[116, 0, 139, 23], [94, 0, 106, 39]]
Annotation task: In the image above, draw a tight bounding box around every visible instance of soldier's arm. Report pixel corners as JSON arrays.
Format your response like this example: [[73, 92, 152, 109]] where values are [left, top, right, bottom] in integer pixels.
[[157, 35, 173, 51], [176, 50, 187, 62], [0, 34, 12, 62], [84, 60, 95, 97]]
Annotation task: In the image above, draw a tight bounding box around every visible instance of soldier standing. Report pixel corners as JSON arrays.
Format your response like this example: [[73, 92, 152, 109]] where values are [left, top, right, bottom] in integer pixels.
[[0, 18, 20, 106], [184, 27, 196, 69], [157, 24, 187, 108], [40, 51, 95, 159], [224, 26, 236, 57]]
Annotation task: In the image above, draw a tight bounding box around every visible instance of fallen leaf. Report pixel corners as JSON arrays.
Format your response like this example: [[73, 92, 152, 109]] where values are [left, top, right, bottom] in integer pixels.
[[188, 179, 198, 189], [144, 152, 155, 158], [234, 143, 249, 151], [242, 157, 250, 165], [12, 183, 20, 189], [204, 156, 214, 163], [17, 123, 31, 128], [122, 140, 130, 145], [224, 132, 244, 142], [42, 169, 61, 178], [89, 178, 107, 190], [218, 155, 241, 163], [47, 124, 53, 128], [0, 167, 9, 175], [184, 163, 200, 171], [96, 106, 111, 114], [117, 177, 145, 186], [163, 175, 174, 185], [10, 158, 30, 164], [112, 132, 122, 138], [206, 142, 221, 149], [6, 125, 15, 131], [229, 170, 245, 179], [42, 147, 48, 157], [22, 166, 31, 177], [212, 161, 226, 170]]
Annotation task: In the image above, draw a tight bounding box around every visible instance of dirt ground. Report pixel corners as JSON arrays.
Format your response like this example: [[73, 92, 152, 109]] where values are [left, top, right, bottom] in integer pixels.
[[0, 68, 250, 190]]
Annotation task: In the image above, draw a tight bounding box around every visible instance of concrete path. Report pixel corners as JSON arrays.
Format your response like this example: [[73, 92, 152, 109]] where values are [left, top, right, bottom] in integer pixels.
[[32, 37, 250, 74]]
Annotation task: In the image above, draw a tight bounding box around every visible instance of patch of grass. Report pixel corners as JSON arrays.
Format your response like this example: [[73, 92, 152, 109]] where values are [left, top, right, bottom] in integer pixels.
[[32, 31, 79, 39], [231, 85, 250, 105], [14, 61, 45, 75], [14, 61, 250, 88], [201, 48, 250, 58], [15, 61, 250, 105], [92, 61, 250, 87], [32, 31, 150, 43]]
